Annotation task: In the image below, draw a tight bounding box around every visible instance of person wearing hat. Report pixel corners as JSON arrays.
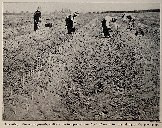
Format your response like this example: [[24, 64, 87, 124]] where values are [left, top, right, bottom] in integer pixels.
[[65, 15, 74, 34], [101, 18, 112, 38], [34, 7, 41, 31], [135, 22, 144, 36]]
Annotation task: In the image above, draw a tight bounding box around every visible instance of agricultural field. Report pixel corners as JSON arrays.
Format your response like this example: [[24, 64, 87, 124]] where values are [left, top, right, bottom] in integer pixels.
[[3, 11, 160, 120]]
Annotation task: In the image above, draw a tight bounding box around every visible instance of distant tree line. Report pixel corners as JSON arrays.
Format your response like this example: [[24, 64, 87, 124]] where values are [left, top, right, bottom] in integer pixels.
[[3, 11, 32, 15], [100, 9, 160, 13], [3, 8, 160, 15]]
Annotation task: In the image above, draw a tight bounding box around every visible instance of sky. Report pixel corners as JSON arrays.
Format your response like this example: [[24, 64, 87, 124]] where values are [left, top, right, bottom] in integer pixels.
[[3, 2, 160, 13]]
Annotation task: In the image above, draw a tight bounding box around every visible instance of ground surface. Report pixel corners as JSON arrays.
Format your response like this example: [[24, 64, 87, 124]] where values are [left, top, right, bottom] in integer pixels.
[[3, 12, 160, 120]]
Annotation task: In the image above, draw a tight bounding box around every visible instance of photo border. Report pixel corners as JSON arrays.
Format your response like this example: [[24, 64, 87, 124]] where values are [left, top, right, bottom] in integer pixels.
[[0, 0, 161, 127]]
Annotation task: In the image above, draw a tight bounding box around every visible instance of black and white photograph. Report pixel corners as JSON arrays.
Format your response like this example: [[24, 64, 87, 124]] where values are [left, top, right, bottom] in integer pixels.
[[2, 0, 161, 122]]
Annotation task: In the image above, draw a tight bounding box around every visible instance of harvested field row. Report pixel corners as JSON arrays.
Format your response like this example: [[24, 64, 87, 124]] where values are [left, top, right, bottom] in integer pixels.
[[3, 11, 160, 120]]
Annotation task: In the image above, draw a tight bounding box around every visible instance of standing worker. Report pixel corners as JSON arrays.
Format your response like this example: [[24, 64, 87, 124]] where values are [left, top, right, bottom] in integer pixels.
[[65, 15, 74, 34], [102, 18, 108, 37], [34, 7, 41, 31], [101, 18, 112, 38]]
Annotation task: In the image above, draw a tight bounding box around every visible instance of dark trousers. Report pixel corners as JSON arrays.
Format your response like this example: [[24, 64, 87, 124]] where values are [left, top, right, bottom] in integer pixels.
[[103, 27, 110, 37], [34, 22, 38, 31], [67, 27, 72, 34], [67, 26, 75, 34]]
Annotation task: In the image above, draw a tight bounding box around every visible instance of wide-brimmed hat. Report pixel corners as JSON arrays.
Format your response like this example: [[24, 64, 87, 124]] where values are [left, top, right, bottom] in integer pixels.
[[37, 6, 41, 11]]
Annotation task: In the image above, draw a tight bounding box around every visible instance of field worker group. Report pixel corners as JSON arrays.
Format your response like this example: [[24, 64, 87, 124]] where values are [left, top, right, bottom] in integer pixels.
[[33, 8, 144, 37], [101, 14, 145, 37]]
